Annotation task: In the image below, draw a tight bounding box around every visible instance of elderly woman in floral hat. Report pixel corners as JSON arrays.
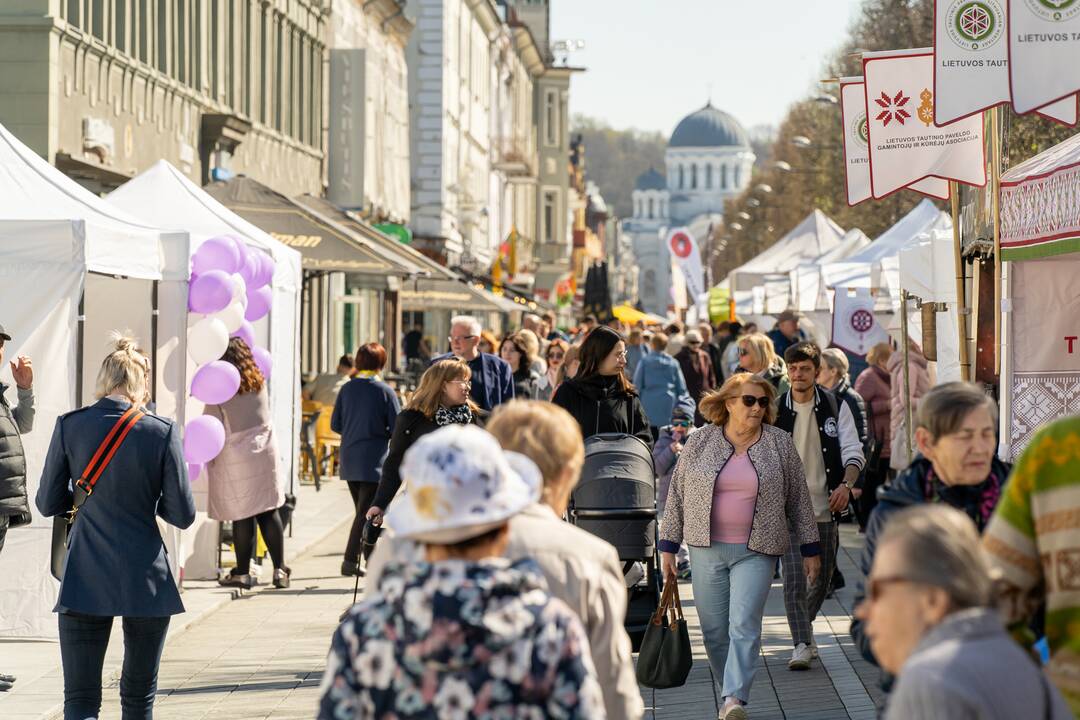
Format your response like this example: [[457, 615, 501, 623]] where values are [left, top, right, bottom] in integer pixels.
[[318, 424, 606, 720]]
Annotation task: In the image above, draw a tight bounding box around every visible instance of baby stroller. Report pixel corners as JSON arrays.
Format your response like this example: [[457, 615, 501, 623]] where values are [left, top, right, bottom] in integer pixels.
[[570, 433, 660, 651]]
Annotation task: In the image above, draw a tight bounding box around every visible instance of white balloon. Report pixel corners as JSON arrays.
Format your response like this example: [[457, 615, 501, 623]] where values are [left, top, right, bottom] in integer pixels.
[[188, 317, 230, 365], [215, 301, 246, 333], [230, 274, 248, 309]]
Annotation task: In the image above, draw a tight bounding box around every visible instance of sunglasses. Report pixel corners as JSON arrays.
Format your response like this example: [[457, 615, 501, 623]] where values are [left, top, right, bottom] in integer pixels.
[[739, 395, 770, 408], [738, 347, 750, 356], [548, 352, 564, 360], [672, 420, 692, 428]]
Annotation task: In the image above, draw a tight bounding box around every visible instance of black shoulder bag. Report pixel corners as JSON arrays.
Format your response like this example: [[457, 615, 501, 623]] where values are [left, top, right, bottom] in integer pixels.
[[50, 407, 144, 580]]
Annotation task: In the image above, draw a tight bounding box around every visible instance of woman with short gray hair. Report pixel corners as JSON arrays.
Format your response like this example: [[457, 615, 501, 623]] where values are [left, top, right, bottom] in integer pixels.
[[850, 381, 1010, 686], [856, 504, 1070, 719]]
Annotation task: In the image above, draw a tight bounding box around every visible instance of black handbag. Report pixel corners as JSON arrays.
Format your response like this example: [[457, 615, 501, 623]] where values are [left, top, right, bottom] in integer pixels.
[[50, 407, 144, 580], [635, 578, 693, 688]]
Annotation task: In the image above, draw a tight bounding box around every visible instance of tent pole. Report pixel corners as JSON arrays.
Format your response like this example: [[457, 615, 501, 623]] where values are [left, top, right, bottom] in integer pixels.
[[900, 290, 913, 460], [990, 106, 1003, 376], [76, 289, 85, 409], [151, 281, 159, 405], [950, 181, 971, 381]]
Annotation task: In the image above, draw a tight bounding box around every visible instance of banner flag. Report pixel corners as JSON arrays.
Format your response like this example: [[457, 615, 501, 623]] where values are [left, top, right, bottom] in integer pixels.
[[831, 288, 890, 356], [666, 227, 707, 317], [934, 0, 1078, 125], [864, 49, 987, 199], [841, 77, 950, 204], [1008, 0, 1080, 115]]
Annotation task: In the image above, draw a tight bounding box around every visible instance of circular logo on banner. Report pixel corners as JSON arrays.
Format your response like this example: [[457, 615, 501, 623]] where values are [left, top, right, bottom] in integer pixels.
[[669, 231, 692, 259], [1025, 0, 1080, 21], [948, 1, 1003, 49], [852, 113, 869, 148], [850, 309, 874, 333]]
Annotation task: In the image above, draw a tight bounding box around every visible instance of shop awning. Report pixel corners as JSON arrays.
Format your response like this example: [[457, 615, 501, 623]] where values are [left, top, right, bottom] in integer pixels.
[[401, 278, 523, 314], [612, 303, 665, 325], [203, 176, 412, 283], [294, 195, 459, 281]]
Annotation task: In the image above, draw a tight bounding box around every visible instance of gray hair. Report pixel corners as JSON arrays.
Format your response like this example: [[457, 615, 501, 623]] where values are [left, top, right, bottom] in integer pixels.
[[95, 331, 150, 402], [450, 315, 482, 336], [820, 348, 849, 375], [916, 381, 998, 439], [877, 504, 992, 610]]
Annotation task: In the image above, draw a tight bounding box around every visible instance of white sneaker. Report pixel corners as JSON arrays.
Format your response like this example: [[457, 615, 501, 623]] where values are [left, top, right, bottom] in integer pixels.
[[788, 642, 813, 671], [720, 700, 748, 720]]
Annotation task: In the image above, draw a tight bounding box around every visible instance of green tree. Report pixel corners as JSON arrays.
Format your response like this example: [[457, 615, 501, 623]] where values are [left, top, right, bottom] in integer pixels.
[[571, 115, 667, 219]]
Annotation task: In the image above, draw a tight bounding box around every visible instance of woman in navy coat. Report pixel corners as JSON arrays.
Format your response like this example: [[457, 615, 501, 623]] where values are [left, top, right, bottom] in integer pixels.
[[36, 334, 195, 720], [331, 342, 400, 576]]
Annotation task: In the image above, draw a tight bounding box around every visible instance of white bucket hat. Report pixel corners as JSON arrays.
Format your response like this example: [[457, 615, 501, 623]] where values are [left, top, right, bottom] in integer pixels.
[[384, 424, 542, 544]]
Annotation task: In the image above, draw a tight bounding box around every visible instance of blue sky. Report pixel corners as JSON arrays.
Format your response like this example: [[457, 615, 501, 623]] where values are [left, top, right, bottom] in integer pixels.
[[550, 0, 864, 135]]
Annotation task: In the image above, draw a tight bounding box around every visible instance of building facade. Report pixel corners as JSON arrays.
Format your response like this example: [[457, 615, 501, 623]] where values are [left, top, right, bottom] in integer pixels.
[[625, 102, 755, 315], [327, 0, 412, 223], [0, 0, 326, 195]]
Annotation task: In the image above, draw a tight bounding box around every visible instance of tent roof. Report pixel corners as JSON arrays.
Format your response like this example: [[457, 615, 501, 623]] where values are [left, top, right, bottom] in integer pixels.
[[999, 132, 1080, 260], [840, 199, 950, 266], [815, 228, 871, 264], [1001, 131, 1080, 184], [0, 123, 169, 279], [203, 176, 411, 279], [107, 160, 301, 288], [730, 210, 846, 278]]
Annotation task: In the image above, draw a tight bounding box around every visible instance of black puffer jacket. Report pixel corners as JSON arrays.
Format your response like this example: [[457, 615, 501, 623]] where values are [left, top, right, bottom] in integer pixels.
[[0, 382, 34, 526], [551, 374, 653, 448]]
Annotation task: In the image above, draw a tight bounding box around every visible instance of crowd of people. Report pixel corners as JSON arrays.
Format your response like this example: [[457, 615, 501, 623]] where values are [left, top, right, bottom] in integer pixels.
[[3, 307, 1080, 719]]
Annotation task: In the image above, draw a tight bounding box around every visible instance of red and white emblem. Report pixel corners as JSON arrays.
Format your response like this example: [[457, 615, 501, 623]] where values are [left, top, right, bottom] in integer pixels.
[[669, 231, 692, 259]]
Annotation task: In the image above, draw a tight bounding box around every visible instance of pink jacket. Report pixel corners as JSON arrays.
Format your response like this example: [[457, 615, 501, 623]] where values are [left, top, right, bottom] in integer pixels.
[[854, 365, 892, 459], [887, 346, 930, 470]]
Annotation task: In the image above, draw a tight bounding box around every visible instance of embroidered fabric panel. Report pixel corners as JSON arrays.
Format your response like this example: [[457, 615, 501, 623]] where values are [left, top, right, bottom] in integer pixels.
[[1000, 165, 1080, 248], [1010, 372, 1080, 458]]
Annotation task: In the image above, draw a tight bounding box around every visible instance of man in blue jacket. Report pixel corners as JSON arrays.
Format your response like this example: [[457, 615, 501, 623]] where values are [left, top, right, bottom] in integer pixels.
[[431, 315, 513, 412]]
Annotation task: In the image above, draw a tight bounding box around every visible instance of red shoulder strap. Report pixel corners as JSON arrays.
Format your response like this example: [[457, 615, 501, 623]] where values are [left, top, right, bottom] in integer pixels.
[[76, 407, 144, 494]]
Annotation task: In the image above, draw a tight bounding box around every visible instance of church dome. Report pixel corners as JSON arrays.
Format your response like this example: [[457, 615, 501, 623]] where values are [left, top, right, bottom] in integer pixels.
[[669, 102, 750, 148], [634, 167, 667, 191]]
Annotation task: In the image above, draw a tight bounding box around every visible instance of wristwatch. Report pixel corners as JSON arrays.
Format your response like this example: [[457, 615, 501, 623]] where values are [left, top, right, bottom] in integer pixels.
[[844, 479, 856, 490]]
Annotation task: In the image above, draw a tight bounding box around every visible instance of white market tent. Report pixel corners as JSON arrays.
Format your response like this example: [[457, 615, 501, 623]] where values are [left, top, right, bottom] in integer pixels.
[[897, 228, 962, 384], [823, 199, 951, 308], [996, 132, 1080, 460], [730, 209, 846, 317], [108, 160, 303, 581], [791, 228, 872, 313], [0, 124, 188, 639]]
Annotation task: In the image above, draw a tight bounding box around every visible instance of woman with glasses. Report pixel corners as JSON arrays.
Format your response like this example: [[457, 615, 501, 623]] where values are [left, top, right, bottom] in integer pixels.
[[659, 374, 820, 720], [735, 332, 790, 396], [856, 505, 1069, 720], [537, 338, 569, 401], [365, 359, 485, 523], [552, 326, 653, 448]]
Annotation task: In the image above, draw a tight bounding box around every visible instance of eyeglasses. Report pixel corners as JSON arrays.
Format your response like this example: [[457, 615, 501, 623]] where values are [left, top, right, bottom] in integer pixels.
[[448, 334, 477, 343], [615, 351, 628, 360], [449, 379, 472, 388], [867, 575, 915, 602], [738, 347, 750, 356], [739, 395, 770, 408]]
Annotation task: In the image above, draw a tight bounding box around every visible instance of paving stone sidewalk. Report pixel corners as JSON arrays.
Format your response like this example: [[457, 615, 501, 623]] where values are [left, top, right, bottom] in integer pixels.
[[20, 516, 883, 719]]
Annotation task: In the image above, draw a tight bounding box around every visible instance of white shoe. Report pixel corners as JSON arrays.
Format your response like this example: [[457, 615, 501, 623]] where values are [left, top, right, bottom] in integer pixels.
[[811, 642, 819, 659], [720, 701, 748, 719], [788, 642, 813, 671]]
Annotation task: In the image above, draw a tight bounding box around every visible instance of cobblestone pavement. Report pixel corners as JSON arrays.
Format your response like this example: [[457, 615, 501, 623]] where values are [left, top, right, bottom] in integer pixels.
[[41, 519, 881, 719]]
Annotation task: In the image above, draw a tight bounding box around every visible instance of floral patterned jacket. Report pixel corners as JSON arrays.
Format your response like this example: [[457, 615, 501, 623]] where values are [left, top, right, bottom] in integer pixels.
[[318, 556, 606, 720]]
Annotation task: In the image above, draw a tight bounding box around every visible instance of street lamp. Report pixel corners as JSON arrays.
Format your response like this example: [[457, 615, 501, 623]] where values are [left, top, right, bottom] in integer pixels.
[[755, 183, 773, 195], [814, 94, 839, 106], [746, 198, 761, 208], [729, 222, 743, 231], [737, 211, 751, 221], [792, 135, 840, 151]]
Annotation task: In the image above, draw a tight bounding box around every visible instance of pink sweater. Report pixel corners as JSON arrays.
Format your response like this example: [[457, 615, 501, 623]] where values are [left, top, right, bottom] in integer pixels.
[[710, 452, 759, 544]]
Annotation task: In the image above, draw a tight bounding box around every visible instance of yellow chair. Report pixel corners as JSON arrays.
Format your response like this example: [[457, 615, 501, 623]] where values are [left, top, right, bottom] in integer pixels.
[[312, 401, 341, 477]]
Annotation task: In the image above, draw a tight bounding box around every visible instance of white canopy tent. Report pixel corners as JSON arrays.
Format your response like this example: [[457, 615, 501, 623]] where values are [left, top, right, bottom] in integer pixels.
[[0, 125, 188, 639], [791, 228, 872, 313], [823, 199, 951, 308], [730, 210, 846, 317], [108, 160, 303, 581], [897, 228, 962, 384]]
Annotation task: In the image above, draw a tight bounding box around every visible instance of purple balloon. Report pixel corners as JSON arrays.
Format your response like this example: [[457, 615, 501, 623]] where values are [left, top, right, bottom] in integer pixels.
[[190, 361, 241, 405], [192, 236, 242, 275], [186, 462, 203, 482], [244, 285, 272, 322], [252, 345, 273, 380], [238, 248, 260, 287], [231, 320, 255, 349], [188, 270, 234, 314], [251, 251, 275, 289], [183, 415, 226, 465]]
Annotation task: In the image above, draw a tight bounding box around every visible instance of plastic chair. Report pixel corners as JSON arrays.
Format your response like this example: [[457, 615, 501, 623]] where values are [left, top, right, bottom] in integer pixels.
[[312, 401, 341, 477]]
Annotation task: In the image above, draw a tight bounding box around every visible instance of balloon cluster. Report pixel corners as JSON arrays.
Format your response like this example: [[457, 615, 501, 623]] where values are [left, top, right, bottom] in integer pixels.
[[183, 236, 275, 477]]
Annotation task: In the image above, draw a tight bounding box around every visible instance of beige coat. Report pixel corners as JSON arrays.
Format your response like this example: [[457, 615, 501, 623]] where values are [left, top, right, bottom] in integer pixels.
[[204, 388, 282, 521], [366, 503, 644, 720]]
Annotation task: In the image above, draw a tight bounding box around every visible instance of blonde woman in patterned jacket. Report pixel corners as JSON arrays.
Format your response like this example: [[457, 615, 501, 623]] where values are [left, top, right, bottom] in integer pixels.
[[659, 373, 820, 720]]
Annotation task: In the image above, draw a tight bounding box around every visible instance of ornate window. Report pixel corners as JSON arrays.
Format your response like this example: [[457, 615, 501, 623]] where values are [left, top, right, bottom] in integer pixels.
[[721, 164, 728, 189], [678, 165, 685, 189], [690, 164, 698, 190], [705, 164, 713, 189]]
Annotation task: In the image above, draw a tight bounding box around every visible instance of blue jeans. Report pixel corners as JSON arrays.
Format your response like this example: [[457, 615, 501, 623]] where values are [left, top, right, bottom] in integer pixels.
[[688, 542, 775, 703], [58, 611, 170, 720]]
